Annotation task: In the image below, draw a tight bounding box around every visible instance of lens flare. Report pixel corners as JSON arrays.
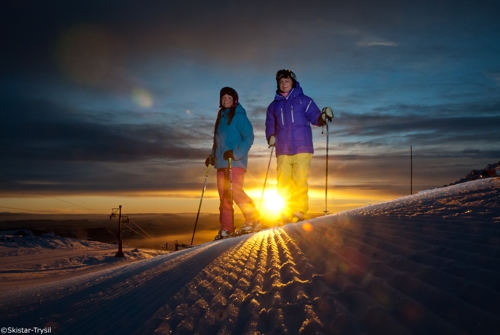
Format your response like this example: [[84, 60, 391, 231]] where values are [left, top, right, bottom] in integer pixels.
[[302, 222, 313, 232], [131, 88, 153, 108]]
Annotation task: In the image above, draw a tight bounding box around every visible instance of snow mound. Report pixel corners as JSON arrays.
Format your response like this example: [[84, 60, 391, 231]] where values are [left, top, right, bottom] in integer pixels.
[[0, 229, 115, 257]]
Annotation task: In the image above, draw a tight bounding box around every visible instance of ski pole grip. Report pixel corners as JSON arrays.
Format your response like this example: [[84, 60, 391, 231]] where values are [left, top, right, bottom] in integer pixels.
[[322, 107, 334, 122]]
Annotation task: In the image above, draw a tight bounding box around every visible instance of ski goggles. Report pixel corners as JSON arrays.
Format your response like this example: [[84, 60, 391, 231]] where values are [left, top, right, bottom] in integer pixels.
[[276, 69, 296, 81]]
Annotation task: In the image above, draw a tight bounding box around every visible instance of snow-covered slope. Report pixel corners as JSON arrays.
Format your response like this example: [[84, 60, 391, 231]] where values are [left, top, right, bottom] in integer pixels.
[[1, 178, 499, 335]]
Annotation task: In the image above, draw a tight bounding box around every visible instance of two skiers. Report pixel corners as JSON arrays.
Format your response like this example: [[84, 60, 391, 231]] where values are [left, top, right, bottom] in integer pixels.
[[206, 70, 333, 239]]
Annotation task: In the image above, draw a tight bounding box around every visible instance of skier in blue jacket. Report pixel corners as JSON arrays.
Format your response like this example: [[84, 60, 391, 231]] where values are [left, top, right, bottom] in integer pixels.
[[265, 69, 332, 223], [206, 87, 259, 239]]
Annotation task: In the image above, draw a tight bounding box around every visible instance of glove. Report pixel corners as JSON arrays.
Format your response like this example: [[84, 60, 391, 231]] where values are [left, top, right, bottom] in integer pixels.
[[267, 135, 275, 147], [205, 155, 214, 167], [223, 150, 234, 160], [321, 107, 333, 122]]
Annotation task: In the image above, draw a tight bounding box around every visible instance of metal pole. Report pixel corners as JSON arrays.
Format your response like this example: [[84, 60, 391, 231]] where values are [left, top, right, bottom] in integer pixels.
[[321, 108, 334, 215], [228, 158, 234, 233], [258, 147, 274, 214], [115, 205, 124, 257], [191, 165, 210, 245], [324, 122, 329, 215], [411, 145, 413, 195]]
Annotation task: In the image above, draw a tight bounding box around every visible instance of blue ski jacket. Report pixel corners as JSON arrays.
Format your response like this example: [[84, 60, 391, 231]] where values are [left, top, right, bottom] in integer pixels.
[[211, 103, 254, 170], [265, 81, 322, 156]]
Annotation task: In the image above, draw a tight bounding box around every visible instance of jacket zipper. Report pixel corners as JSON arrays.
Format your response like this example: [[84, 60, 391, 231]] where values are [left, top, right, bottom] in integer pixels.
[[291, 105, 294, 123], [280, 108, 284, 125]]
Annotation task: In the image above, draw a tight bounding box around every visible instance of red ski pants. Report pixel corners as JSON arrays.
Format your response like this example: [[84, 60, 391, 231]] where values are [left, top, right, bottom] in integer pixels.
[[217, 168, 256, 232]]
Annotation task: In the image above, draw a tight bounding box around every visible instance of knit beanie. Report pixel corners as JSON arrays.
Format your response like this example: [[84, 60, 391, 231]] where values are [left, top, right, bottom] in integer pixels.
[[219, 87, 239, 108]]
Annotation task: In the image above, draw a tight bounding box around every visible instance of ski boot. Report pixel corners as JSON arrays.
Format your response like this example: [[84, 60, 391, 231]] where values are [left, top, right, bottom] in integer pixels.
[[235, 222, 254, 236], [214, 229, 231, 240]]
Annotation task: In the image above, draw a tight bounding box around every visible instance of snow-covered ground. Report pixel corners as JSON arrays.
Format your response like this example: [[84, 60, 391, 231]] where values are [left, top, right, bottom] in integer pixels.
[[1, 178, 499, 335], [0, 231, 168, 292]]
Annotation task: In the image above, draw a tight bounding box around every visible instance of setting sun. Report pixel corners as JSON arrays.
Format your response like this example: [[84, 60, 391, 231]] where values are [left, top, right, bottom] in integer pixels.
[[261, 189, 284, 214]]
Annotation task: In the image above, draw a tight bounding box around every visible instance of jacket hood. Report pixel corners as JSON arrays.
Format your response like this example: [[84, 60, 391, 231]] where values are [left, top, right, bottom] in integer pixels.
[[221, 102, 246, 116]]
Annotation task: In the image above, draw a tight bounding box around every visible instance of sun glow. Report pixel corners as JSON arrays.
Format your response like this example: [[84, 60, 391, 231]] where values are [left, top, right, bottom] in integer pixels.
[[261, 189, 284, 214]]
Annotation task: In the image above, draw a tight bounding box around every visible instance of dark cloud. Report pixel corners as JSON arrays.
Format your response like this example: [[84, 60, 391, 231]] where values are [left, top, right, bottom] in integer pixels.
[[4, 0, 497, 73], [0, 95, 214, 196], [329, 102, 500, 147], [0, 97, 212, 163], [0, 158, 215, 196]]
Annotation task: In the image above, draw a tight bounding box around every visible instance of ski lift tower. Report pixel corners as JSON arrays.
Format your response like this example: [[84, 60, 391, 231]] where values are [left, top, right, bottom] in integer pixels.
[[110, 205, 127, 257]]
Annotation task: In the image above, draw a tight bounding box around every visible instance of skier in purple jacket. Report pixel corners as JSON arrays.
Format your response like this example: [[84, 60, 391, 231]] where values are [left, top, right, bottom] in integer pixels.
[[265, 69, 332, 223]]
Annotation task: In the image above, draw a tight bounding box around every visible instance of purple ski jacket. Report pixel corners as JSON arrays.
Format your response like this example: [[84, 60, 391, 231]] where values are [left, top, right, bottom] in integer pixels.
[[265, 81, 322, 156]]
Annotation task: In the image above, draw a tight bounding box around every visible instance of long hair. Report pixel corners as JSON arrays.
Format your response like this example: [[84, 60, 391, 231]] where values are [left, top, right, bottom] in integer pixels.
[[212, 105, 236, 153]]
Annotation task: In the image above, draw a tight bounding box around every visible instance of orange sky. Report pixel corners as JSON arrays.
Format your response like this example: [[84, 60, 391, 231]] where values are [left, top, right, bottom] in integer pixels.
[[0, 184, 396, 216]]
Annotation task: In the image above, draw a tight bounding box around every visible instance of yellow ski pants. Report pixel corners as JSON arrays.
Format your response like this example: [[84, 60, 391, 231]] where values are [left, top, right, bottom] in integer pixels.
[[276, 153, 312, 216]]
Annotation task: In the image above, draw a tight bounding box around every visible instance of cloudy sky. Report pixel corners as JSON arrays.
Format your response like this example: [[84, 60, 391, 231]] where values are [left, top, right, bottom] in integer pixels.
[[1, 0, 499, 215]]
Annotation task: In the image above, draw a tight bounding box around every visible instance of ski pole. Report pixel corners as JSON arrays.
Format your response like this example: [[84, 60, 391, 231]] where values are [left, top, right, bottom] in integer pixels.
[[322, 108, 334, 215], [258, 146, 274, 215], [191, 165, 210, 245], [324, 121, 329, 215], [228, 157, 234, 232]]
